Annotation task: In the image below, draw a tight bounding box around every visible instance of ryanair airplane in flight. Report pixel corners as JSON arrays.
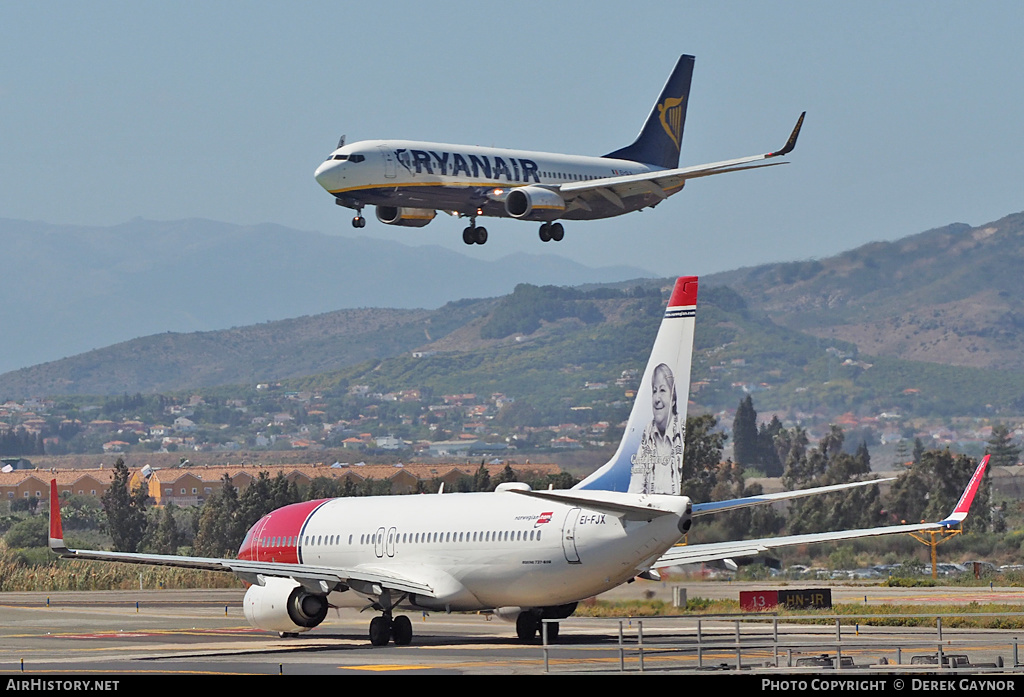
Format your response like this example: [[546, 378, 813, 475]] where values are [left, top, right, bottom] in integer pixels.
[[314, 55, 805, 245]]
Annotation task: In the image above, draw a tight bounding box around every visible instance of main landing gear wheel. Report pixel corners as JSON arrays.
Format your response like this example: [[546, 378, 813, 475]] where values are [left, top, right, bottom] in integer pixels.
[[462, 225, 488, 245], [392, 614, 413, 646], [369, 616, 391, 646], [539, 222, 564, 242], [368, 612, 414, 646], [516, 612, 539, 641]]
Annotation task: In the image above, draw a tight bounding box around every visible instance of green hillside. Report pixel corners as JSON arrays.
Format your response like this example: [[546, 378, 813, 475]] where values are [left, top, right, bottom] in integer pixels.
[[5, 211, 1024, 424], [708, 211, 1024, 371]]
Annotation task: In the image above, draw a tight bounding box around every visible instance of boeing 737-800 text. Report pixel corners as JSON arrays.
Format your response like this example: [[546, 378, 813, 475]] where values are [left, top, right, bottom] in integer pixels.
[[313, 55, 805, 245], [49, 278, 988, 646]]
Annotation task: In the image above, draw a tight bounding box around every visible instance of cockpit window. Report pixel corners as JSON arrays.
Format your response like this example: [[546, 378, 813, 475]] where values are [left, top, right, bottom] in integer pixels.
[[327, 153, 364, 163]]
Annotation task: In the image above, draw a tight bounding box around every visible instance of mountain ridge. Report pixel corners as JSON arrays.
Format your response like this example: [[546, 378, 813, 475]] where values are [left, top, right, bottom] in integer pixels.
[[705, 211, 1024, 370], [0, 217, 651, 375], [4, 210, 1024, 412]]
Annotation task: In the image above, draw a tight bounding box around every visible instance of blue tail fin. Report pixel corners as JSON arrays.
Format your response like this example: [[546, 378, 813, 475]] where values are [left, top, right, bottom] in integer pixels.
[[603, 55, 694, 169], [574, 276, 698, 494]]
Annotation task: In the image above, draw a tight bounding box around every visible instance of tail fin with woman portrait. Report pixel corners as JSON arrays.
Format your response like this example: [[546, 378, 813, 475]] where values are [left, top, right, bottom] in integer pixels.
[[574, 276, 697, 495]]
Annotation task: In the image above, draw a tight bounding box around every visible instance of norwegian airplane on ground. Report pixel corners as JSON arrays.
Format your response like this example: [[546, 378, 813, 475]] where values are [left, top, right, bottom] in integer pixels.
[[48, 277, 988, 646], [313, 55, 805, 245]]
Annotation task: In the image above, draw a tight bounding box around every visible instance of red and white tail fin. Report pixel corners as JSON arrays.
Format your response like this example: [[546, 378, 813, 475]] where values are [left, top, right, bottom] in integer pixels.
[[574, 276, 698, 494], [48, 479, 68, 552], [940, 454, 990, 525]]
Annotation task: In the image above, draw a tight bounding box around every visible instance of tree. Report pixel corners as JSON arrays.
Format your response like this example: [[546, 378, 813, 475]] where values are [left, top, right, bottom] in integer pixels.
[[887, 449, 990, 532], [987, 424, 1021, 469], [913, 437, 926, 465], [783, 426, 884, 535], [193, 475, 240, 557], [473, 464, 491, 492], [4, 516, 48, 548], [146, 503, 182, 554], [100, 457, 148, 552], [732, 396, 758, 467], [682, 413, 728, 504], [493, 464, 518, 486], [757, 415, 785, 477]]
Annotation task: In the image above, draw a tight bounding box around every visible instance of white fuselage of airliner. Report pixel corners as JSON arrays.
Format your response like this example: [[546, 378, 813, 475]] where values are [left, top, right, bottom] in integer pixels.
[[241, 487, 691, 612]]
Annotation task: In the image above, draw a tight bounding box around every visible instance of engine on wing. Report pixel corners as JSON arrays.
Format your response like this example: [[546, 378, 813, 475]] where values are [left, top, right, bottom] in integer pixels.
[[243, 576, 328, 634], [679, 500, 693, 533], [376, 205, 436, 227], [504, 186, 565, 220]]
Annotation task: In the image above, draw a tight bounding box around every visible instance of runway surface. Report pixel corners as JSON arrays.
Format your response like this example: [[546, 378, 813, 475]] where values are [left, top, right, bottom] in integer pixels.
[[2, 583, 1023, 676]]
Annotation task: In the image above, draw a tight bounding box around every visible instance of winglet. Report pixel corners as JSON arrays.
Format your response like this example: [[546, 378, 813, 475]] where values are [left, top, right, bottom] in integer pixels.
[[768, 111, 805, 158], [48, 479, 68, 553], [939, 454, 990, 525]]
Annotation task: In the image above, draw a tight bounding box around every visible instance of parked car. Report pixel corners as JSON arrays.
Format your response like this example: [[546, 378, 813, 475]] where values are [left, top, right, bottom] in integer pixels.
[[796, 653, 855, 668]]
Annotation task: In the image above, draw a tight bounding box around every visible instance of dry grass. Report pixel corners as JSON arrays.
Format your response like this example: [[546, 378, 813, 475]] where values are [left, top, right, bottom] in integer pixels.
[[0, 542, 243, 592]]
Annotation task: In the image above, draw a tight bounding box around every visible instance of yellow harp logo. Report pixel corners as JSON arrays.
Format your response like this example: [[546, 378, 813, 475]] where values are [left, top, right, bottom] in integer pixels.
[[658, 95, 686, 151]]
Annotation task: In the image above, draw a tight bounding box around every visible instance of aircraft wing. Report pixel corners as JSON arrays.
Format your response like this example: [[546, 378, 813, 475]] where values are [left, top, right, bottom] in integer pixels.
[[651, 455, 989, 569], [558, 112, 805, 208], [46, 481, 437, 598], [691, 477, 895, 516]]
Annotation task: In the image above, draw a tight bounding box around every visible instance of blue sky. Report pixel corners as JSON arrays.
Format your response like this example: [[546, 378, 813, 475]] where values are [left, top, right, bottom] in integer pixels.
[[2, 2, 1023, 277]]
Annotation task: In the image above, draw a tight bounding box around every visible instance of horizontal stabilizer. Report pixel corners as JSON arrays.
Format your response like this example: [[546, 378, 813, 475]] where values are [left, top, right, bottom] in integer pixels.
[[510, 488, 678, 521]]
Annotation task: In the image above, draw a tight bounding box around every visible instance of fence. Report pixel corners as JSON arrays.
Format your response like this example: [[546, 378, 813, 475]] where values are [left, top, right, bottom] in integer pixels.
[[540, 612, 1024, 673]]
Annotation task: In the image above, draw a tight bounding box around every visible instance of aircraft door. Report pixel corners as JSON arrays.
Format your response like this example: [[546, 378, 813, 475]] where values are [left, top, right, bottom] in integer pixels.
[[386, 527, 397, 557], [251, 516, 270, 561], [374, 526, 385, 558], [562, 508, 582, 564], [378, 146, 396, 179]]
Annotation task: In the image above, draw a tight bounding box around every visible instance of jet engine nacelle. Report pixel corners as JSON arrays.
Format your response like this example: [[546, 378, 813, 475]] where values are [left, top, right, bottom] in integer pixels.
[[678, 497, 693, 534], [243, 576, 329, 634], [376, 205, 436, 227], [504, 186, 565, 220]]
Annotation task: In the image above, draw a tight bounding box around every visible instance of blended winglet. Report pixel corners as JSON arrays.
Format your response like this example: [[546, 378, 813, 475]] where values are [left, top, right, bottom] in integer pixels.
[[48, 479, 68, 552], [940, 454, 990, 525], [768, 111, 805, 158]]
